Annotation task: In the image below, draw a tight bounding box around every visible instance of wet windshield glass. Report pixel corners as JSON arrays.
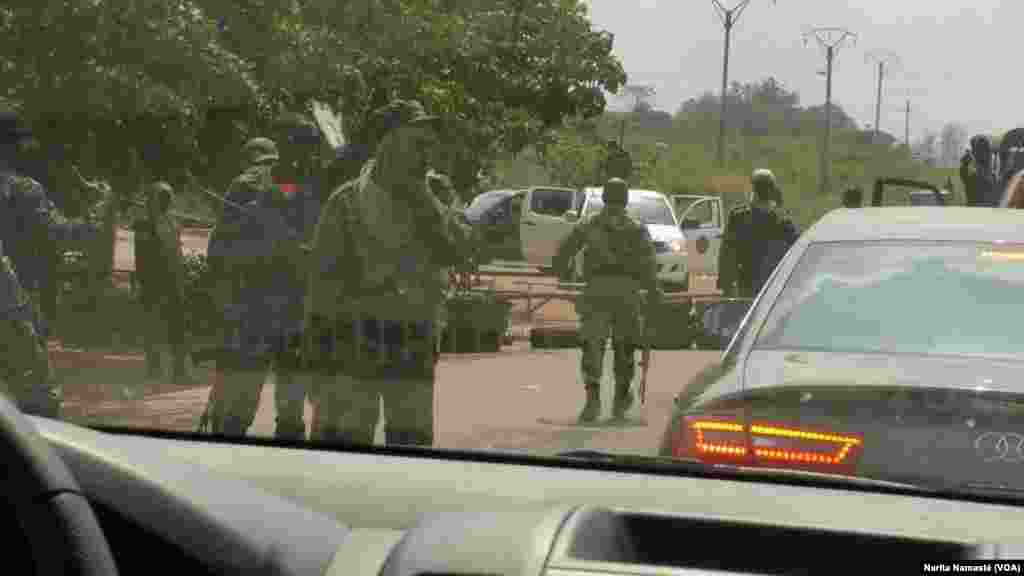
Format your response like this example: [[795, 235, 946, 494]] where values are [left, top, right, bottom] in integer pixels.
[[5, 0, 1024, 503], [757, 242, 1024, 360]]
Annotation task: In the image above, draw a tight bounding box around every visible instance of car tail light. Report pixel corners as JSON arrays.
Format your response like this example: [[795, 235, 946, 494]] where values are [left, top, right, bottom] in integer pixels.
[[670, 414, 863, 473]]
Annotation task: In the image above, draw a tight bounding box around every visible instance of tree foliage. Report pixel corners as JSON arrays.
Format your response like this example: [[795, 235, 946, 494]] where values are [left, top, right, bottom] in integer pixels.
[[2, 0, 625, 204]]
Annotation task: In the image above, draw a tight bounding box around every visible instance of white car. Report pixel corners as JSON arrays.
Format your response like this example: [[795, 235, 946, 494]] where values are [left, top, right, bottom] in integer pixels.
[[466, 186, 690, 288], [568, 187, 689, 287]]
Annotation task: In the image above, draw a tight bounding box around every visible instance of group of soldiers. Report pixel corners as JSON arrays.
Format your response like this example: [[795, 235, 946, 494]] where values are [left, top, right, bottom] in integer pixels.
[[197, 99, 477, 446]]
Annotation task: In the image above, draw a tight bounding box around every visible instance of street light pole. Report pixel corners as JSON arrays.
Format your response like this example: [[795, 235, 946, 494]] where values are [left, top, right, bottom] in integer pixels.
[[710, 0, 774, 167], [804, 27, 857, 196]]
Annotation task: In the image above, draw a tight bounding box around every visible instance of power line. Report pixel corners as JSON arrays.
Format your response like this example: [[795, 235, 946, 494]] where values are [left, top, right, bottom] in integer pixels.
[[803, 27, 857, 196], [709, 0, 777, 167]]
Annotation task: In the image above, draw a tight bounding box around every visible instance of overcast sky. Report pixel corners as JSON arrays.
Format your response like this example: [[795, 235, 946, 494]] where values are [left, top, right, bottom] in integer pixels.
[[583, 0, 1021, 142]]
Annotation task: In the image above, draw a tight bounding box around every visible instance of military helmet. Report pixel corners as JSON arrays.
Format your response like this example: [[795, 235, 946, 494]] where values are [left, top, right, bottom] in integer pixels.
[[603, 177, 629, 206], [243, 137, 280, 165], [751, 168, 777, 202]]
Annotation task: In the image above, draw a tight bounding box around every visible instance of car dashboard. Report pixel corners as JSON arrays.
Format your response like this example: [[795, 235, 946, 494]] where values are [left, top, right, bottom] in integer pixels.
[[33, 417, 1024, 576]]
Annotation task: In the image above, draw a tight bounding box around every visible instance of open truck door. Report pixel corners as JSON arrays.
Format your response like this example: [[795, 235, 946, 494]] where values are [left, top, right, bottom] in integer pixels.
[[520, 187, 578, 268], [673, 194, 724, 280]]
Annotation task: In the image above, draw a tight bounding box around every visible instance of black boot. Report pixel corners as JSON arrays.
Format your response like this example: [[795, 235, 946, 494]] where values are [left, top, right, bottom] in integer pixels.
[[577, 384, 601, 424], [221, 415, 249, 437]]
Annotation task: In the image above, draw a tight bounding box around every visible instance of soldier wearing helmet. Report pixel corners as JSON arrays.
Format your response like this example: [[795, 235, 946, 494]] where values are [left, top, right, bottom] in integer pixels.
[[717, 169, 800, 299], [205, 136, 307, 440], [132, 181, 190, 385], [553, 177, 661, 424], [961, 135, 998, 207]]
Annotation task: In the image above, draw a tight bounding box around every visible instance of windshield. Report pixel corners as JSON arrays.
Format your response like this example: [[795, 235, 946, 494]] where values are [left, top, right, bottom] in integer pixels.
[[585, 195, 677, 226], [757, 242, 1024, 360], [6, 0, 1024, 505]]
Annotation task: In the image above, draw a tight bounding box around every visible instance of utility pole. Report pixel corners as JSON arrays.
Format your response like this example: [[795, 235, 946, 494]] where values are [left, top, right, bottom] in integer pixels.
[[710, 0, 776, 167], [904, 99, 910, 148], [865, 50, 901, 143], [804, 27, 857, 196]]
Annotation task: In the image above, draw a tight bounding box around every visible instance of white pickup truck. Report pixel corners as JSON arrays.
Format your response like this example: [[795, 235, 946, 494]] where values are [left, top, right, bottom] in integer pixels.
[[465, 186, 724, 289]]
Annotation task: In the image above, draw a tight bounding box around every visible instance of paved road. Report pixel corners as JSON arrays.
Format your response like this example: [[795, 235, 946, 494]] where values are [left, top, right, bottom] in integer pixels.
[[63, 345, 719, 457]]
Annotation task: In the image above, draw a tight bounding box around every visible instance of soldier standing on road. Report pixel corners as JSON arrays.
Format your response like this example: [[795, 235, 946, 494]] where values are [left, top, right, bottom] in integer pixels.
[[132, 181, 191, 385], [717, 169, 800, 299], [961, 136, 999, 207], [305, 100, 477, 447], [206, 137, 307, 439], [553, 177, 661, 424], [600, 138, 633, 182], [0, 109, 116, 418]]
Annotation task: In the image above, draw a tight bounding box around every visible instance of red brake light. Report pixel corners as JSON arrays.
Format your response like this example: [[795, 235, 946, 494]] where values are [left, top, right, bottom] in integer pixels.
[[278, 182, 298, 196], [672, 415, 863, 473]]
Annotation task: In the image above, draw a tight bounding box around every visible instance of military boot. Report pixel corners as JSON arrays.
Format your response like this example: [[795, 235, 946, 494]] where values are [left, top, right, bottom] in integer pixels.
[[612, 382, 634, 421], [221, 414, 249, 437], [577, 384, 601, 424], [274, 417, 306, 441]]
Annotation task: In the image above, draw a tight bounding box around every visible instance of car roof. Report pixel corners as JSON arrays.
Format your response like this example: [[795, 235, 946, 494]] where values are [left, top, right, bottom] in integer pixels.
[[804, 207, 1024, 243], [583, 187, 666, 200]]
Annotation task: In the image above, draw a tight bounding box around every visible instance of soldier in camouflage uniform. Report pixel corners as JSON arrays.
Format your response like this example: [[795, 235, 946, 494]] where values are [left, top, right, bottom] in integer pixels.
[[206, 137, 307, 439], [305, 100, 477, 447], [960, 136, 999, 207], [132, 181, 190, 384], [553, 177, 661, 423], [600, 139, 633, 182], [717, 169, 800, 299], [0, 109, 115, 418]]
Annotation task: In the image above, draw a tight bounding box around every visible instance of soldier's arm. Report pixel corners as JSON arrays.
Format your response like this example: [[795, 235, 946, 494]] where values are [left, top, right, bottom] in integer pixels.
[[409, 183, 477, 267], [634, 225, 661, 301], [716, 210, 740, 295], [782, 215, 801, 246], [552, 220, 588, 279]]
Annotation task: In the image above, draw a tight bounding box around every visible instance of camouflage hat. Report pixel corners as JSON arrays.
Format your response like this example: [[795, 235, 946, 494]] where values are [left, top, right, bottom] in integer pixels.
[[243, 137, 279, 165], [371, 100, 441, 138], [0, 109, 32, 142], [603, 177, 629, 206]]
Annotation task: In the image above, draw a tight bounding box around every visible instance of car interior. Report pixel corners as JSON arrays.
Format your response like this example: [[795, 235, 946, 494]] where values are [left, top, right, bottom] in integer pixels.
[[8, 406, 1022, 576]]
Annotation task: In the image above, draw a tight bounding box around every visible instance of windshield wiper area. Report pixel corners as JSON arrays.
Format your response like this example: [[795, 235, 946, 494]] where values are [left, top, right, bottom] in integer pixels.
[[554, 451, 937, 494]]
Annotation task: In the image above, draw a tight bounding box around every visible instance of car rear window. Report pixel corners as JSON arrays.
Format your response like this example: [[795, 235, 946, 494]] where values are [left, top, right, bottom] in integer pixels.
[[754, 241, 1024, 360]]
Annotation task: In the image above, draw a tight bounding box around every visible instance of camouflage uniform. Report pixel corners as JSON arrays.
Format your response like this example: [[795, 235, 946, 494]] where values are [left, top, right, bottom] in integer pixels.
[[960, 136, 999, 207], [0, 110, 113, 418], [305, 100, 476, 447], [206, 138, 307, 439], [600, 139, 633, 182], [717, 169, 800, 299], [553, 178, 660, 423], [132, 181, 189, 383]]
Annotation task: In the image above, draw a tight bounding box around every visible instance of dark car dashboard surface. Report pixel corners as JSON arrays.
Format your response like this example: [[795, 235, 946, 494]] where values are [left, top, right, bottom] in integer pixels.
[[32, 417, 1024, 576]]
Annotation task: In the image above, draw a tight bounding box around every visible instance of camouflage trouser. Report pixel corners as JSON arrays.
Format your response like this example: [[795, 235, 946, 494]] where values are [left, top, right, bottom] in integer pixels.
[[210, 343, 305, 440], [578, 297, 640, 397], [139, 294, 188, 380], [311, 318, 438, 447]]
